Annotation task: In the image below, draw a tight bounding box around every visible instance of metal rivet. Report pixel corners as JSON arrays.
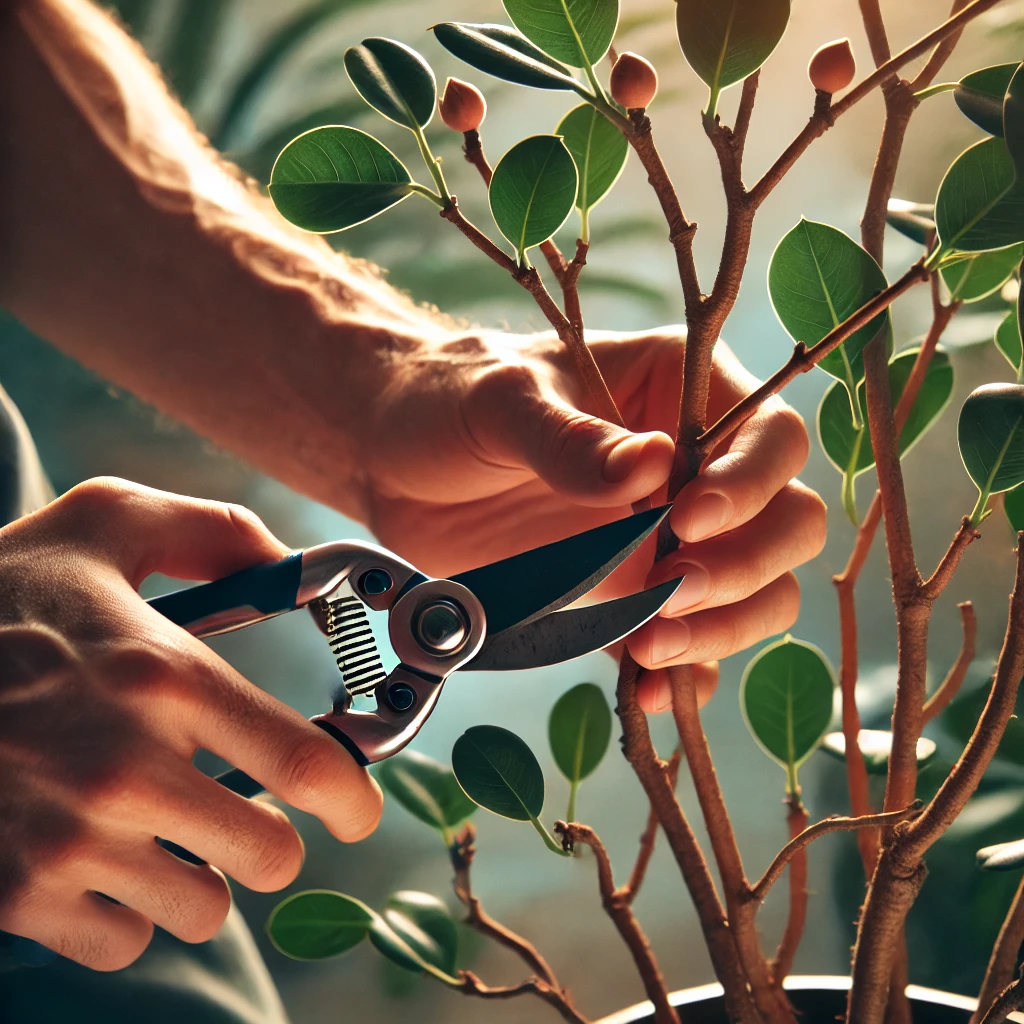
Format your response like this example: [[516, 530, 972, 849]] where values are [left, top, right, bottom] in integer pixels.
[[359, 568, 393, 596], [386, 682, 417, 713], [415, 600, 468, 654]]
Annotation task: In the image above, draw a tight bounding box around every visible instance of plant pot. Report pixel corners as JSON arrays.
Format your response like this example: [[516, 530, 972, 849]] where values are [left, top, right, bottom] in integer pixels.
[[596, 975, 1024, 1023]]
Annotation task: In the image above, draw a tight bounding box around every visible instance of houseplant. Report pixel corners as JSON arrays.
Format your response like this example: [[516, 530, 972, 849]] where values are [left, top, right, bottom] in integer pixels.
[[252, 1, 1024, 1021]]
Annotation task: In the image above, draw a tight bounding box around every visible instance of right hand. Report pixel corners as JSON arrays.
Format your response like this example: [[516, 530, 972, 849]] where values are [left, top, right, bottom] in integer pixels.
[[0, 478, 383, 971]]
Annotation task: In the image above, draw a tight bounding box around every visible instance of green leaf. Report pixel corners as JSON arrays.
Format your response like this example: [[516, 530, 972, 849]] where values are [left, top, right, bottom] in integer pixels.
[[1005, 64, 1024, 181], [430, 23, 578, 91], [489, 135, 579, 262], [452, 725, 545, 821], [935, 138, 1024, 254], [266, 890, 373, 961], [997, 309, 1024, 376], [548, 683, 612, 820], [269, 126, 414, 233], [958, 383, 1024, 521], [954, 63, 1019, 137], [820, 730, 937, 775], [977, 838, 1024, 872], [502, 0, 618, 68], [740, 635, 835, 794], [675, 0, 790, 115], [368, 892, 458, 975], [768, 218, 890, 422], [817, 346, 954, 523], [375, 751, 476, 838], [886, 200, 935, 245], [1006, 481, 1024, 530], [344, 37, 436, 130], [555, 104, 628, 236], [941, 244, 1024, 302]]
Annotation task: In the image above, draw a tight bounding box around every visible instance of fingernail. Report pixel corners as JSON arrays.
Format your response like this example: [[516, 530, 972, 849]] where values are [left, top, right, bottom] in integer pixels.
[[602, 437, 643, 483], [651, 676, 673, 713], [651, 619, 691, 665], [684, 492, 733, 541], [664, 563, 710, 615]]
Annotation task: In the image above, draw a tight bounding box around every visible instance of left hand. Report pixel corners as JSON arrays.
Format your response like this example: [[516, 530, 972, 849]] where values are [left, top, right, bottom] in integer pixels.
[[356, 327, 827, 713]]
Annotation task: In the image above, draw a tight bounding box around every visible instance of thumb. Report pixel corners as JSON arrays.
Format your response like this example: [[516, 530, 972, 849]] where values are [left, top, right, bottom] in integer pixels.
[[466, 370, 674, 507]]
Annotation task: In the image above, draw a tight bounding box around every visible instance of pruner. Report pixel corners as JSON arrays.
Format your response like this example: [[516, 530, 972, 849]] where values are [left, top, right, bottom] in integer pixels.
[[148, 505, 681, 798]]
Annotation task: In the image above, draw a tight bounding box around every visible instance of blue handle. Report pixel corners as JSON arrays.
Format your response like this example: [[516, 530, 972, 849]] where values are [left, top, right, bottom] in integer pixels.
[[148, 552, 303, 632]]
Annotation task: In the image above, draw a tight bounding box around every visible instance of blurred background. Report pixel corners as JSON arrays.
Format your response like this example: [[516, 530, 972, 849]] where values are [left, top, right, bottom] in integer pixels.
[[4, 0, 1024, 1019]]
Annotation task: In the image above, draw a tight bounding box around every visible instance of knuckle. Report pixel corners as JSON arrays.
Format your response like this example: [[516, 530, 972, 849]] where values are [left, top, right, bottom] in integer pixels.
[[177, 874, 231, 943], [277, 738, 346, 808], [239, 812, 304, 892], [219, 502, 270, 543], [58, 477, 138, 523]]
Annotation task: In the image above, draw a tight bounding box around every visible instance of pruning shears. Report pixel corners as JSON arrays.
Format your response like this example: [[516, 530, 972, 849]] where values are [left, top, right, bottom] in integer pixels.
[[148, 505, 681, 798]]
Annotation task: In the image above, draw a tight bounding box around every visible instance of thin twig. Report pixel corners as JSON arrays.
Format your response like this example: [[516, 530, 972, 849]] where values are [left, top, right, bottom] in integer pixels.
[[921, 518, 982, 601], [770, 796, 811, 986], [457, 971, 591, 1024], [750, 804, 923, 902], [911, 0, 975, 91], [555, 822, 679, 1024], [922, 602, 977, 723], [976, 970, 1024, 1024], [973, 877, 1024, 1023], [623, 749, 682, 903]]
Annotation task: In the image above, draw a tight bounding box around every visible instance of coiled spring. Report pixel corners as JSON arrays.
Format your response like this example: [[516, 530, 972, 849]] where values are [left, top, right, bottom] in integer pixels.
[[324, 593, 387, 698]]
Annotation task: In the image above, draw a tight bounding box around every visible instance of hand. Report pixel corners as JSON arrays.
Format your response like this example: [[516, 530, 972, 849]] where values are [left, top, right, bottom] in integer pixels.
[[357, 328, 826, 712], [0, 479, 382, 971]]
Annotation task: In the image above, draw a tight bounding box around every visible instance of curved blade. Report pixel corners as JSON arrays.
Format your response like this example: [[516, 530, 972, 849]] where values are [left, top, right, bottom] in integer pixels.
[[451, 505, 670, 635], [465, 578, 682, 671]]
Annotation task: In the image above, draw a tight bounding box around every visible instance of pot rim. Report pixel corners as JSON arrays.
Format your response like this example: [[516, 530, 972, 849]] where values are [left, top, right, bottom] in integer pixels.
[[595, 974, 1022, 1024]]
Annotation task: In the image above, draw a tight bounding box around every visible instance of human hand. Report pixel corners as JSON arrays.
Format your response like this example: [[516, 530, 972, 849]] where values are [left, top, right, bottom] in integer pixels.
[[0, 479, 382, 971], [357, 328, 826, 713]]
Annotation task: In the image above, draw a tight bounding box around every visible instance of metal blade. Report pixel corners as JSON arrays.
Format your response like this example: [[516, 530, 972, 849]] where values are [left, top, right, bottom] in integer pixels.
[[464, 578, 681, 671], [451, 504, 670, 635]]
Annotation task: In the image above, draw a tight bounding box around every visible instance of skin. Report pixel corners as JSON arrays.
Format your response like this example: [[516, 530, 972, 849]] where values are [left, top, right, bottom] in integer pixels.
[[0, 0, 826, 971]]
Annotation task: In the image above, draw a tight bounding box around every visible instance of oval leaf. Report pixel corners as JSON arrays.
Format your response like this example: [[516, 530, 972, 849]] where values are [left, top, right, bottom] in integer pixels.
[[556, 104, 629, 222], [548, 683, 612, 785], [740, 635, 835, 789], [269, 126, 413, 233], [996, 309, 1023, 375], [430, 22, 578, 91], [266, 890, 373, 961], [977, 838, 1024, 872], [818, 346, 953, 522], [676, 0, 790, 102], [452, 724, 545, 820], [954, 63, 1019, 137], [820, 729, 937, 775], [344, 37, 436, 129], [935, 137, 1024, 254], [768, 218, 889, 410], [941, 244, 1024, 303], [1007, 481, 1024, 531], [368, 891, 458, 975], [503, 0, 618, 68], [489, 135, 578, 261], [375, 750, 476, 835], [886, 199, 935, 245], [958, 383, 1024, 499], [1005, 64, 1024, 178]]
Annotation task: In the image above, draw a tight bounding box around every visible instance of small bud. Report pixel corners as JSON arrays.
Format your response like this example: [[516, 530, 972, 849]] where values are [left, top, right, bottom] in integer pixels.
[[808, 38, 856, 95], [439, 77, 486, 133], [610, 52, 659, 110]]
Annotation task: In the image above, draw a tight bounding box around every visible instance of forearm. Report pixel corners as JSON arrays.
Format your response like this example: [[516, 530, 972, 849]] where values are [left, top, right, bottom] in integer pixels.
[[0, 0, 449, 520]]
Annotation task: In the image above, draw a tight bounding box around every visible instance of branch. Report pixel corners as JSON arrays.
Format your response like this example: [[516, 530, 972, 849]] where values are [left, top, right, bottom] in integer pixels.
[[770, 796, 811, 986], [457, 971, 591, 1024], [858, 0, 893, 66], [750, 804, 923, 902], [976, 971, 1024, 1024], [973, 876, 1024, 1023], [461, 129, 492, 186], [922, 602, 977, 723], [555, 822, 679, 1024], [732, 72, 760, 159], [911, 0, 976, 91], [698, 261, 929, 455], [623, 749, 682, 903], [921, 517, 981, 601]]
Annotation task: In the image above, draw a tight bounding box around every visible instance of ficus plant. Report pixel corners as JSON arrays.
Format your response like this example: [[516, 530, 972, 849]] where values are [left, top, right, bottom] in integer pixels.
[[258, 1, 1024, 1022]]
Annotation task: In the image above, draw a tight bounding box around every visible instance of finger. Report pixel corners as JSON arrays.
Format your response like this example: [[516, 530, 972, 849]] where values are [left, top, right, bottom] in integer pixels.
[[463, 363, 674, 507], [649, 482, 826, 617], [670, 398, 809, 543], [637, 662, 719, 715], [78, 838, 231, 944], [50, 477, 289, 585], [628, 573, 801, 669], [1, 886, 153, 972]]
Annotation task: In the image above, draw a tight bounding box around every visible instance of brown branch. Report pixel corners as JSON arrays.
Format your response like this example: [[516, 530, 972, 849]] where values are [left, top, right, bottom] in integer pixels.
[[733, 72, 760, 159], [911, 0, 975, 90], [457, 971, 590, 1024], [555, 822, 679, 1024], [922, 602, 977, 723], [750, 804, 923, 903], [770, 796, 811, 986], [974, 877, 1024, 1023], [921, 518, 982, 601], [976, 971, 1024, 1024], [623, 749, 682, 904], [858, 0, 893, 65], [698, 262, 929, 455], [461, 129, 492, 186]]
